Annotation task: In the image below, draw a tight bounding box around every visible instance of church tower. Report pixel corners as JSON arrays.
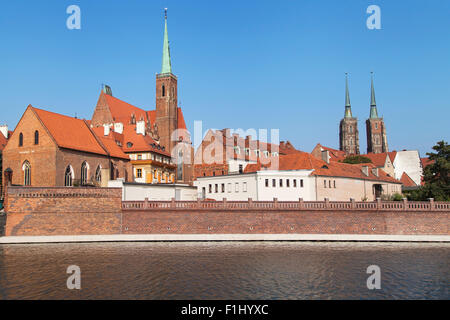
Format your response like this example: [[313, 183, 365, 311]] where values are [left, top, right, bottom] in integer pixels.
[[339, 74, 360, 154], [366, 73, 388, 154], [156, 9, 178, 153]]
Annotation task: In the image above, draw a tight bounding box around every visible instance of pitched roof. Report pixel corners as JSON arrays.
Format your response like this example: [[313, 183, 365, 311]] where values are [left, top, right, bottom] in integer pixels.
[[245, 151, 401, 184], [388, 151, 398, 162], [103, 93, 149, 124], [421, 157, 435, 168], [91, 125, 171, 157], [400, 172, 417, 187], [360, 152, 390, 167], [32, 107, 108, 156], [0, 133, 7, 152], [312, 143, 347, 162]]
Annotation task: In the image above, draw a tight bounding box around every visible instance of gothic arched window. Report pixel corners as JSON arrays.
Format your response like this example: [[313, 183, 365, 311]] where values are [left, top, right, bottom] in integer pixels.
[[65, 166, 73, 187], [95, 165, 102, 183], [162, 84, 166, 97], [34, 130, 39, 145], [81, 161, 88, 185], [19, 133, 23, 147], [23, 161, 31, 186]]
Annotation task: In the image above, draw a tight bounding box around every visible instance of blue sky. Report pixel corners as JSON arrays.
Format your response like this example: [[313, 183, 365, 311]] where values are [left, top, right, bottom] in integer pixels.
[[0, 0, 449, 156]]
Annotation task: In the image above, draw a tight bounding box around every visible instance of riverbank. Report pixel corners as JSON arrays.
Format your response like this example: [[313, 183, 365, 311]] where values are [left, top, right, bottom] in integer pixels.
[[1, 233, 449, 244]]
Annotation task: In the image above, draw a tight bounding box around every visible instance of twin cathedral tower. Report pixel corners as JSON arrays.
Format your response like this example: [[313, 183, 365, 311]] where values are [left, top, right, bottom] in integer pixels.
[[339, 73, 388, 155]]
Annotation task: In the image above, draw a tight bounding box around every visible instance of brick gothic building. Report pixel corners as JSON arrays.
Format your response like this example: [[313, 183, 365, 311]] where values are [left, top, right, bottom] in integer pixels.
[[2, 106, 131, 188], [90, 10, 193, 184], [339, 74, 360, 154], [366, 74, 389, 154]]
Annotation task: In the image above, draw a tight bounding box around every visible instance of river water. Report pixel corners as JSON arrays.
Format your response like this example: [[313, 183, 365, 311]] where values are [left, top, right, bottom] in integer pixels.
[[0, 242, 448, 300]]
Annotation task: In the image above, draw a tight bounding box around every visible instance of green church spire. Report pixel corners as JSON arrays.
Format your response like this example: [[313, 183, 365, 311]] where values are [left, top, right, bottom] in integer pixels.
[[344, 73, 353, 118], [161, 8, 172, 74], [370, 72, 379, 118]]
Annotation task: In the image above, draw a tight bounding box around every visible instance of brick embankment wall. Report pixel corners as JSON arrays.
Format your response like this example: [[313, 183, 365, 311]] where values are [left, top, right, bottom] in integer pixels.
[[121, 210, 450, 235], [4, 187, 122, 236]]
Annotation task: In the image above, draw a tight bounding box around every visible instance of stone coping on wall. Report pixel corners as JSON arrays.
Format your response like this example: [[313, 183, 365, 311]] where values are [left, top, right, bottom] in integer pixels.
[[1, 234, 449, 244], [122, 198, 450, 212]]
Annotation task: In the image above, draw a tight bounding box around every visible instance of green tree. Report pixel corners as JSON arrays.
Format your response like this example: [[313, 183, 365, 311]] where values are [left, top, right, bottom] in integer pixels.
[[341, 155, 373, 164], [407, 140, 449, 201]]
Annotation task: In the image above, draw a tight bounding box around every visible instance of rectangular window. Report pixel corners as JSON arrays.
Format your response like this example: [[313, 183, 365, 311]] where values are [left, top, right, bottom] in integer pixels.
[[136, 169, 142, 178], [239, 164, 243, 174], [300, 179, 304, 188], [324, 180, 327, 188], [334, 180, 336, 188], [228, 183, 232, 193], [137, 154, 142, 160], [221, 183, 225, 193], [265, 179, 269, 187], [286, 179, 290, 187], [235, 183, 239, 192], [279, 179, 283, 187], [272, 179, 276, 187], [293, 179, 297, 187], [329, 180, 332, 188], [215, 184, 218, 193], [209, 184, 212, 193], [243, 182, 247, 192]]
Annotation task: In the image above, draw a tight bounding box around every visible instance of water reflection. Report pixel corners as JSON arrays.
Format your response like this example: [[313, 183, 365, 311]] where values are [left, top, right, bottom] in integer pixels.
[[0, 242, 448, 299]]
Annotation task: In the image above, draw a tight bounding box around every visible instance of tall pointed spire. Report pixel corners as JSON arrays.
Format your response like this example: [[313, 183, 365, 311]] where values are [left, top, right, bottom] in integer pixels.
[[370, 72, 379, 118], [344, 73, 352, 118], [161, 8, 172, 74]]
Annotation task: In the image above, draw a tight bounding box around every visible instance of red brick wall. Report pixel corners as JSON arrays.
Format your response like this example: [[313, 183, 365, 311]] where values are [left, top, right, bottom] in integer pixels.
[[4, 187, 122, 236], [3, 107, 58, 187], [3, 186, 449, 237], [122, 209, 449, 235]]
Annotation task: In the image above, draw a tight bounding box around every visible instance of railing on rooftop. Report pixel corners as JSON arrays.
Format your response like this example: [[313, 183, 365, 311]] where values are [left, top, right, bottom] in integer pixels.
[[122, 198, 450, 211]]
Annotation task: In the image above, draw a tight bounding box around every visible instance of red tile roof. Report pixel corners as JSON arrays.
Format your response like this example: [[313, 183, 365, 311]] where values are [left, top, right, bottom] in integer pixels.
[[400, 172, 417, 187], [0, 133, 7, 152], [421, 157, 435, 168], [103, 93, 148, 124], [245, 151, 401, 184], [32, 107, 109, 156], [360, 153, 390, 167], [102, 92, 187, 131]]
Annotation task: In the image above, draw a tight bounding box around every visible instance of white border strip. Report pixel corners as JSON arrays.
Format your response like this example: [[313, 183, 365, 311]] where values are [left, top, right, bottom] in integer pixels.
[[1, 234, 449, 244]]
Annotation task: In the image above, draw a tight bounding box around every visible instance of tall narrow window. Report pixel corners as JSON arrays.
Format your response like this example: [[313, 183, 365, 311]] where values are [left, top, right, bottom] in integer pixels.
[[293, 179, 297, 187], [19, 133, 23, 147], [81, 161, 88, 185], [34, 130, 39, 145], [162, 84, 166, 97], [177, 151, 183, 181], [300, 179, 304, 188], [324, 180, 327, 188], [65, 166, 73, 187], [23, 161, 31, 186], [95, 166, 102, 183]]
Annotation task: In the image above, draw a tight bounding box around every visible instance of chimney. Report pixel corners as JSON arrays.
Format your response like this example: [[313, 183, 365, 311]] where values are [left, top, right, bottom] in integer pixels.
[[321, 150, 330, 164], [361, 165, 369, 176], [114, 122, 123, 134], [0, 125, 8, 139], [371, 168, 379, 177], [103, 124, 111, 136], [136, 120, 146, 136]]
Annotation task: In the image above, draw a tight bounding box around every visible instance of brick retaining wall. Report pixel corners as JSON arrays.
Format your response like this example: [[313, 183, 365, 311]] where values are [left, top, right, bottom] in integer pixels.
[[2, 187, 449, 237], [4, 187, 122, 236]]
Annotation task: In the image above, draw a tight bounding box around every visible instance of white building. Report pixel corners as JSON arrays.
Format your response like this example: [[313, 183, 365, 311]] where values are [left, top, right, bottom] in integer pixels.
[[108, 179, 197, 201], [389, 150, 423, 186], [194, 170, 315, 201]]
